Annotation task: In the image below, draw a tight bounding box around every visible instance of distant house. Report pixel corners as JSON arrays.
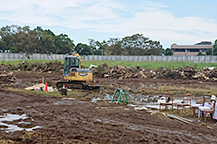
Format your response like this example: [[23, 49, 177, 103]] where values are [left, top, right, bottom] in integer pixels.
[[171, 43, 213, 56]]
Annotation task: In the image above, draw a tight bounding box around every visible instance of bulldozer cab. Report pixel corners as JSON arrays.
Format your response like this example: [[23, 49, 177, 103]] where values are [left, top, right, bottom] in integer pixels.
[[64, 56, 80, 76]]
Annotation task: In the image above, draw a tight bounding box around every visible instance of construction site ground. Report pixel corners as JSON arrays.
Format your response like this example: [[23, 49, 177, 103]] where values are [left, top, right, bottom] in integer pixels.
[[1, 71, 217, 143]]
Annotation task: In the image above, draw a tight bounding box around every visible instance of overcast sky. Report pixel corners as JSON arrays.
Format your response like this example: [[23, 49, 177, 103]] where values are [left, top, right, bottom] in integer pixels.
[[0, 0, 217, 48]]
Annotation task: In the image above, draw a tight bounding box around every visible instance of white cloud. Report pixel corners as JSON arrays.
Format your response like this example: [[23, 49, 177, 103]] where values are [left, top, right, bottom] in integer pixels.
[[0, 0, 217, 48]]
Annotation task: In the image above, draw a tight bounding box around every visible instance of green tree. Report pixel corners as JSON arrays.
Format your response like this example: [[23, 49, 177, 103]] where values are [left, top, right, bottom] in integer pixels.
[[0, 25, 38, 54], [206, 49, 212, 55], [14, 26, 37, 54], [195, 41, 212, 45], [101, 34, 163, 55], [163, 48, 173, 56], [197, 52, 206, 56], [107, 41, 123, 55], [213, 40, 217, 55], [101, 38, 124, 55], [33, 27, 56, 54], [55, 34, 75, 54], [0, 25, 15, 52], [88, 38, 106, 55], [75, 43, 92, 55], [122, 34, 162, 55]]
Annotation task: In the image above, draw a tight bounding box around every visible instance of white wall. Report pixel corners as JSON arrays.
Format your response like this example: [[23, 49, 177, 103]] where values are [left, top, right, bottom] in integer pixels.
[[1, 53, 217, 63]]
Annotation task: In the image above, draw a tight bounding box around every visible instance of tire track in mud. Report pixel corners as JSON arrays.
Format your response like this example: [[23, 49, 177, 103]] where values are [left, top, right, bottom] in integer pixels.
[[95, 117, 214, 143]]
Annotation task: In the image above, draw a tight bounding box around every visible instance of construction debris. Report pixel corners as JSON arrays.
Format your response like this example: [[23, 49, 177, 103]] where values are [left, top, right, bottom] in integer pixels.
[[0, 72, 16, 84], [1, 61, 217, 81], [25, 83, 57, 92], [162, 113, 194, 124], [0, 61, 63, 73], [93, 65, 217, 81], [25, 83, 45, 90]]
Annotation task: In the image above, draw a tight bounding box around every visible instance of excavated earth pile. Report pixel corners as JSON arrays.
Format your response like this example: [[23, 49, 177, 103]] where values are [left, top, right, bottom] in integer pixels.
[[1, 62, 217, 81], [0, 61, 63, 72], [0, 72, 16, 84], [93, 63, 217, 81]]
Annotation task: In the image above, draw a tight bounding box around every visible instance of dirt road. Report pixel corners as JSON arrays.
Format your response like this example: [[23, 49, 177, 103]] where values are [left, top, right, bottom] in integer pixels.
[[0, 71, 217, 143]]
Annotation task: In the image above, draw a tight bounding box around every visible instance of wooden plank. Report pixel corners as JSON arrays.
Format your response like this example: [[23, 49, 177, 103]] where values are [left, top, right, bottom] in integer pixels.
[[25, 83, 45, 90]]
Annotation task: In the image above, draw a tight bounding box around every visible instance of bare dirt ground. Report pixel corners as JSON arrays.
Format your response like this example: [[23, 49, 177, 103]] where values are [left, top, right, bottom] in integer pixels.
[[1, 71, 217, 143]]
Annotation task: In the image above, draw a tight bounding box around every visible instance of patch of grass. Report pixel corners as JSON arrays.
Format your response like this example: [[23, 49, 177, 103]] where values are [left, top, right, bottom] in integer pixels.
[[6, 87, 89, 99], [82, 60, 217, 70], [1, 60, 64, 65], [6, 87, 64, 97]]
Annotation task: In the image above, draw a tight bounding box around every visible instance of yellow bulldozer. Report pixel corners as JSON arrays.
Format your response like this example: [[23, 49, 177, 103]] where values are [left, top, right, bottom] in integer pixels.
[[56, 53, 100, 90]]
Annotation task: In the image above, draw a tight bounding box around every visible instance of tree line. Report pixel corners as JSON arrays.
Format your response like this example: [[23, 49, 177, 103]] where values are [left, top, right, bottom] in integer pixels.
[[0, 25, 174, 55]]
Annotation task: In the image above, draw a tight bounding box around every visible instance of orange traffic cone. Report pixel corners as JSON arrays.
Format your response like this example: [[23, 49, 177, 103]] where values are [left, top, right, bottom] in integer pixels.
[[45, 82, 48, 92]]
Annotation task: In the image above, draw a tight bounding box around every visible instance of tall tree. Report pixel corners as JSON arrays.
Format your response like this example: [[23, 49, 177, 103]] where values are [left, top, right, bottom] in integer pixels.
[[101, 38, 124, 55], [88, 38, 105, 55], [162, 48, 173, 56], [33, 27, 56, 54], [195, 41, 212, 45], [213, 39, 217, 55], [75, 43, 92, 55], [101, 34, 163, 55], [107, 41, 123, 55], [0, 25, 15, 52], [55, 34, 75, 54]]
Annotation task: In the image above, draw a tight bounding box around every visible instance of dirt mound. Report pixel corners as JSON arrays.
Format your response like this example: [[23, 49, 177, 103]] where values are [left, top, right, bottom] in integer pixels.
[[156, 66, 197, 80], [0, 64, 13, 71], [0, 61, 63, 72], [93, 64, 145, 79], [0, 72, 16, 84], [1, 62, 217, 81], [93, 65, 217, 81]]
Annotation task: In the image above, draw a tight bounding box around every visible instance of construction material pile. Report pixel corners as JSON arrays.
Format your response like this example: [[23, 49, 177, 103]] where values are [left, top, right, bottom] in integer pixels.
[[0, 72, 16, 84], [1, 61, 217, 81], [92, 64, 217, 81], [0, 61, 63, 72]]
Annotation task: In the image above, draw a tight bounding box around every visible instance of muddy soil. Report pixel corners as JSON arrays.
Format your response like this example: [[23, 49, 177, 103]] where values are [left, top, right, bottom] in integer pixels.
[[0, 71, 217, 143]]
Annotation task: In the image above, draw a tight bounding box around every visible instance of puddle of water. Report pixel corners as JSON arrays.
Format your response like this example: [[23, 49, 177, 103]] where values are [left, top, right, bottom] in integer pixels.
[[92, 97, 102, 103], [24, 126, 41, 132], [96, 119, 102, 122], [0, 114, 41, 133], [103, 94, 111, 101], [91, 94, 112, 103], [18, 121, 31, 124], [143, 104, 161, 109]]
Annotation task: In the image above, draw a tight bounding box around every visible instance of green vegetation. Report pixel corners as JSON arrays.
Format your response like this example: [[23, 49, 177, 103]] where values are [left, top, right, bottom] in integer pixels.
[[2, 25, 217, 57], [2, 59, 217, 70], [1, 60, 64, 65], [0, 25, 164, 56], [6, 87, 91, 100], [83, 60, 217, 70]]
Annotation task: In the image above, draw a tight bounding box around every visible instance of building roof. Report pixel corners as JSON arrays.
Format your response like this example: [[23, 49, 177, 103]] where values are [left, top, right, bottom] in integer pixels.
[[171, 44, 213, 49]]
